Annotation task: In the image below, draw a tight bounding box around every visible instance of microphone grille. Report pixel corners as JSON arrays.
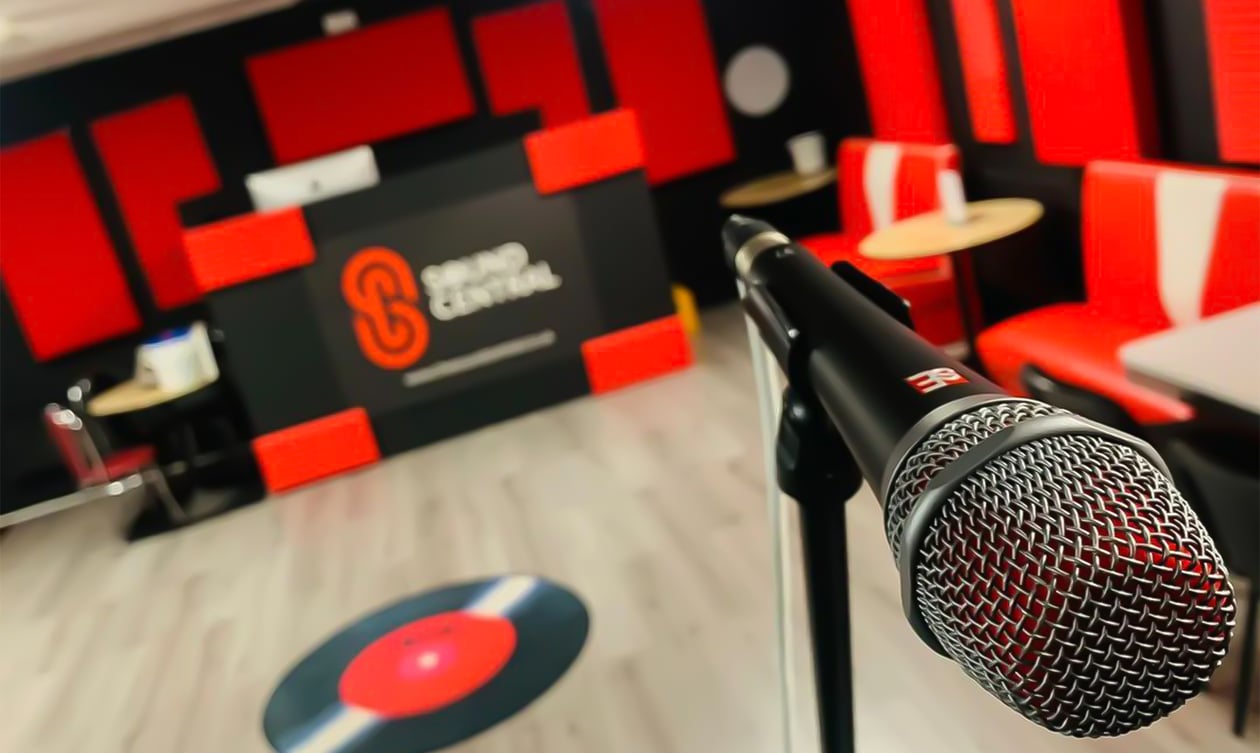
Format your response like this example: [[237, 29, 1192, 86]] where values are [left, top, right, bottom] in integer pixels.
[[885, 399, 1063, 559], [914, 433, 1235, 737]]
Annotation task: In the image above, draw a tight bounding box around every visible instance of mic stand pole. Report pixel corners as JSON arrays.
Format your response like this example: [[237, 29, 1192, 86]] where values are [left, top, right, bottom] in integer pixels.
[[742, 259, 911, 753], [775, 384, 864, 753]]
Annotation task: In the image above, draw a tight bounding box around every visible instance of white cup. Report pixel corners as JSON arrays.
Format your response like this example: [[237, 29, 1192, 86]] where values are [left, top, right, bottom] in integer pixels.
[[142, 340, 202, 392], [787, 131, 827, 175], [937, 169, 969, 226]]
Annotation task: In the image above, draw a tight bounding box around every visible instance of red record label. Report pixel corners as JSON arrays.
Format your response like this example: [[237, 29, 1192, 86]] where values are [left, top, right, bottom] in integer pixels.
[[339, 611, 516, 718]]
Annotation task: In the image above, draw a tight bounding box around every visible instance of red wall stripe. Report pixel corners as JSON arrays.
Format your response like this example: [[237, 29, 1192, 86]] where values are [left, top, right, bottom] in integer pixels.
[[184, 207, 316, 293], [590, 0, 733, 185], [246, 9, 475, 164], [845, 0, 950, 144], [0, 133, 141, 361], [1204, 0, 1260, 164], [1010, 0, 1157, 166], [582, 315, 692, 394], [525, 109, 645, 194], [948, 0, 1017, 144], [252, 408, 380, 492], [91, 96, 220, 310], [472, 2, 589, 129]]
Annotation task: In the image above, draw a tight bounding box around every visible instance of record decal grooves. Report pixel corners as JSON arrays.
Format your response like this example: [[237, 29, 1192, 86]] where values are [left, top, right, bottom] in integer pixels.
[[263, 576, 589, 753]]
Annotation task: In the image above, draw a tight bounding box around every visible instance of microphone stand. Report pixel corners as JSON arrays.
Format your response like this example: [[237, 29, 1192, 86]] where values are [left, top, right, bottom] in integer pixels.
[[775, 384, 862, 753], [743, 261, 915, 753]]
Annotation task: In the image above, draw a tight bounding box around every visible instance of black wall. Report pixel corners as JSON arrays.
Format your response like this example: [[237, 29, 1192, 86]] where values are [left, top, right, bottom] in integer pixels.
[[921, 0, 1230, 308], [0, 0, 868, 506], [6, 0, 1229, 508]]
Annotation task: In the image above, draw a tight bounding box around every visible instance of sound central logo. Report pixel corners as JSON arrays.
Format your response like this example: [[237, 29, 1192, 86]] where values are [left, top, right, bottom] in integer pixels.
[[341, 247, 430, 370], [419, 242, 561, 321], [905, 367, 968, 394], [340, 242, 562, 373]]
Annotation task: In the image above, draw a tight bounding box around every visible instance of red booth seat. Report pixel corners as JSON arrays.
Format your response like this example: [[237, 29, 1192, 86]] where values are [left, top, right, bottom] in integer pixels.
[[978, 160, 1260, 424], [800, 138, 964, 346]]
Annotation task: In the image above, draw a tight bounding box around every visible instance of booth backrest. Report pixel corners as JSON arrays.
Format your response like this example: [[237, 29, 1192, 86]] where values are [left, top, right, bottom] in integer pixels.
[[1082, 161, 1260, 330], [838, 138, 959, 240]]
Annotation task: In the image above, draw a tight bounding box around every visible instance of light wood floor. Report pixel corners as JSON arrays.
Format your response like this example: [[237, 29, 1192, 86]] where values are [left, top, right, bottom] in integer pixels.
[[0, 306, 1254, 753]]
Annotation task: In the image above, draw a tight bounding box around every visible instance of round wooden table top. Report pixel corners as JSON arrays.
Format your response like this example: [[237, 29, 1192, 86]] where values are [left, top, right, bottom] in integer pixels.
[[858, 198, 1044, 260], [719, 168, 837, 209], [87, 377, 218, 417]]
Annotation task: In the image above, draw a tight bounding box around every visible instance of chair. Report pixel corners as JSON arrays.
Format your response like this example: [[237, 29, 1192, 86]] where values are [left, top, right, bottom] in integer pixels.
[[41, 404, 187, 524], [66, 375, 129, 453], [978, 160, 1260, 426], [799, 138, 965, 346], [1163, 436, 1259, 737]]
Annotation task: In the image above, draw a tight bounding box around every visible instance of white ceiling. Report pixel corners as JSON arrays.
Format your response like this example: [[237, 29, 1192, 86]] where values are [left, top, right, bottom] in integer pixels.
[[0, 0, 299, 82]]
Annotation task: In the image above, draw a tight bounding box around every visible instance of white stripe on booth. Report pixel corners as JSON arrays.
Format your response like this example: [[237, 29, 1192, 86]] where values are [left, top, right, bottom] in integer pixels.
[[1155, 171, 1227, 326], [863, 143, 903, 230]]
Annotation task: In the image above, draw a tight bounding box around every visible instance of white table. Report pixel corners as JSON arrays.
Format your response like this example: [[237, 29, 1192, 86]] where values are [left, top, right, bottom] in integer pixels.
[[1120, 303, 1260, 419]]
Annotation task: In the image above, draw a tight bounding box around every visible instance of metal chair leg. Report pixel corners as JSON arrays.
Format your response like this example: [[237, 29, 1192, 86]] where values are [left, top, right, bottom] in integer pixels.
[[146, 468, 189, 524], [1235, 584, 1258, 737]]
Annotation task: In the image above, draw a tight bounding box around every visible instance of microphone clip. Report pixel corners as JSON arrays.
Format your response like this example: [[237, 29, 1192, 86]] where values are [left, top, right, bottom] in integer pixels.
[[743, 259, 914, 391]]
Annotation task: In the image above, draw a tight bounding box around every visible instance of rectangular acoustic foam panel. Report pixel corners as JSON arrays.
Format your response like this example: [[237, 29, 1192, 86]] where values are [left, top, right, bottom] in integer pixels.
[[581, 315, 692, 394], [0, 132, 141, 361], [845, 0, 950, 144], [184, 207, 316, 293], [590, 0, 733, 184], [252, 407, 380, 492], [525, 109, 645, 194], [948, 0, 1016, 144], [472, 1, 589, 128], [1010, 0, 1157, 166], [246, 8, 475, 164], [1204, 0, 1260, 164], [91, 96, 221, 309]]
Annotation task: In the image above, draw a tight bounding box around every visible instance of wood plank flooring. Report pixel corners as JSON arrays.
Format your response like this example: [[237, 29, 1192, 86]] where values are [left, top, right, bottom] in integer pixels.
[[0, 306, 1253, 753]]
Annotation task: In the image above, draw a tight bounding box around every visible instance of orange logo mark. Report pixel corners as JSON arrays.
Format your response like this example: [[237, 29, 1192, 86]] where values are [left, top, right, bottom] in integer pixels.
[[341, 247, 429, 370]]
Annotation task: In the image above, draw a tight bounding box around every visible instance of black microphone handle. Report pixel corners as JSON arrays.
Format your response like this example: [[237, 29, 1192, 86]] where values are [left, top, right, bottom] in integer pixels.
[[743, 238, 1005, 491]]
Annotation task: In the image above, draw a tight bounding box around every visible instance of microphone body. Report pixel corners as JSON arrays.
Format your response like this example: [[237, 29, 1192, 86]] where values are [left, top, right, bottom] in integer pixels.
[[731, 220, 994, 487], [725, 215, 1236, 738]]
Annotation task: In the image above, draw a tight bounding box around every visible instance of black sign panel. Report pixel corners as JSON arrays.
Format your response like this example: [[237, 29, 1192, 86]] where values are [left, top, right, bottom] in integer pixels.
[[305, 183, 603, 415]]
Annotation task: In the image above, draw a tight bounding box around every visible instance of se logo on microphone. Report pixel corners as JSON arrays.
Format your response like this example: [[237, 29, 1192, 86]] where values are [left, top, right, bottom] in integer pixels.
[[905, 368, 968, 394]]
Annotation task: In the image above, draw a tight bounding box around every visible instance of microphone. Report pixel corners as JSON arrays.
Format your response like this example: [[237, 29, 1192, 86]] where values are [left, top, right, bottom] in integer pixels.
[[724, 215, 1236, 737]]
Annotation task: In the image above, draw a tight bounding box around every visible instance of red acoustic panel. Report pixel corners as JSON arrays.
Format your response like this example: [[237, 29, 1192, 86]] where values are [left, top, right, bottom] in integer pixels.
[[1010, 0, 1157, 166], [184, 207, 316, 293], [252, 408, 380, 492], [582, 315, 692, 394], [0, 133, 141, 361], [525, 109, 645, 194], [949, 0, 1016, 144], [845, 0, 950, 144], [91, 96, 220, 310], [247, 9, 475, 164], [590, 0, 733, 184], [472, 2, 589, 128], [1205, 0, 1260, 164]]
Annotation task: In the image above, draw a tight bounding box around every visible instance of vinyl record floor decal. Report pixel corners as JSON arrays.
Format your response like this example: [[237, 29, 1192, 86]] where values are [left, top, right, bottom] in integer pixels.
[[263, 576, 589, 753]]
